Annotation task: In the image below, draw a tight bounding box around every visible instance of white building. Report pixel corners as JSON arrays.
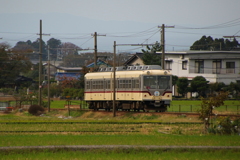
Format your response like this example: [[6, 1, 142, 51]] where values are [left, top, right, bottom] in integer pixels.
[[161, 51, 240, 85]]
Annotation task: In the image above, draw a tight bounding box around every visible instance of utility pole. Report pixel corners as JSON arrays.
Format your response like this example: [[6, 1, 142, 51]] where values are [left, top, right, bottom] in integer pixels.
[[158, 24, 174, 69], [91, 32, 106, 70], [111, 43, 155, 117], [37, 20, 50, 106], [38, 20, 42, 106], [113, 41, 116, 117], [47, 45, 50, 112]]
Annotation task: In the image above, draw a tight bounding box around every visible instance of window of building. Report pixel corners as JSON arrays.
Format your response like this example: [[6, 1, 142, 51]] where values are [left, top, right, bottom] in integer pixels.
[[195, 60, 204, 73], [212, 60, 221, 74], [165, 60, 172, 70], [226, 62, 235, 73], [182, 61, 187, 70]]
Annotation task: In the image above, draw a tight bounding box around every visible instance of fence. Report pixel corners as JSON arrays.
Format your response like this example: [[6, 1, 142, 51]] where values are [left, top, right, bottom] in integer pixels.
[[169, 105, 240, 114]]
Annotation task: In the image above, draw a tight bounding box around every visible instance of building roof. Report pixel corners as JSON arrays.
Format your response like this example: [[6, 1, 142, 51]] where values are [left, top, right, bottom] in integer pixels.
[[123, 52, 160, 65], [159, 51, 240, 55], [55, 72, 81, 81], [86, 59, 111, 68]]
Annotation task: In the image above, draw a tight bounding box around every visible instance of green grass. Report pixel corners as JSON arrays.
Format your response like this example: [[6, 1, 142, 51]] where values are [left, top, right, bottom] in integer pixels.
[[1, 149, 240, 160], [0, 134, 240, 147]]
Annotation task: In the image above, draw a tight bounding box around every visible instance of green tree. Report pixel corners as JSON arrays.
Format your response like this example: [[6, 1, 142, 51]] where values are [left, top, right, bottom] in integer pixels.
[[0, 47, 32, 88], [198, 91, 228, 133], [190, 76, 209, 97], [209, 82, 226, 93], [190, 36, 239, 50], [172, 75, 178, 86], [31, 39, 47, 60], [47, 38, 61, 60], [176, 77, 189, 97], [226, 82, 240, 98], [141, 41, 162, 65]]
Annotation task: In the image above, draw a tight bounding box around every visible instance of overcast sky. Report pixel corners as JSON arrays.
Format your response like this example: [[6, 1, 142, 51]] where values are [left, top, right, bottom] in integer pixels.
[[1, 0, 240, 52]]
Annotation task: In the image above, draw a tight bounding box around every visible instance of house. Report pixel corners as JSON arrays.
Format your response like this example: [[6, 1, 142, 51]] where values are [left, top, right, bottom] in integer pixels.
[[55, 66, 82, 82], [161, 51, 240, 85], [123, 53, 144, 66], [125, 51, 240, 85]]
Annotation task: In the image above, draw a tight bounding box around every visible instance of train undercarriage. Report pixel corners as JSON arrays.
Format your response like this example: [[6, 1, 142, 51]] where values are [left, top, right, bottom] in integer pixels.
[[87, 101, 168, 112]]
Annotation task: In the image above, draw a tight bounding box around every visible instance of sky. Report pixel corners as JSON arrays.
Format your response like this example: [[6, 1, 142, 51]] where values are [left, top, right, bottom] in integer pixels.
[[0, 0, 240, 53]]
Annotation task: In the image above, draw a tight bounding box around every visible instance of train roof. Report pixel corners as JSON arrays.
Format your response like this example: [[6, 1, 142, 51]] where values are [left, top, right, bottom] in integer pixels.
[[85, 65, 171, 79], [97, 65, 162, 72]]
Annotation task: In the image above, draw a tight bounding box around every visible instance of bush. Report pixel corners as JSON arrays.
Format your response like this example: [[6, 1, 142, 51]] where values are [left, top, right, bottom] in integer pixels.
[[209, 117, 240, 135], [28, 105, 45, 116]]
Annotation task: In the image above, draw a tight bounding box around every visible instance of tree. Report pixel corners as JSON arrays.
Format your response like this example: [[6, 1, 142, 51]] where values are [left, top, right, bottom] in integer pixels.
[[198, 91, 228, 133], [176, 77, 189, 97], [190, 76, 209, 97], [0, 47, 32, 88], [190, 35, 239, 51], [47, 38, 61, 60], [59, 42, 81, 56], [226, 82, 240, 98], [31, 39, 47, 60], [141, 41, 162, 65], [209, 82, 226, 94], [172, 75, 178, 86]]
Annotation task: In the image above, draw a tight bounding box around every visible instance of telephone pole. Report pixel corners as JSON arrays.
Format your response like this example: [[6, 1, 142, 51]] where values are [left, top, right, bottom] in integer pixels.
[[91, 32, 106, 70], [38, 20, 42, 106], [158, 24, 174, 69], [47, 45, 50, 112], [113, 41, 116, 117], [37, 20, 50, 106]]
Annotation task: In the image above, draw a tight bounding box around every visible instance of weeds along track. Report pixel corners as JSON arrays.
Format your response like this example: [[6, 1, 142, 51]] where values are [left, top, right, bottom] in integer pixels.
[[0, 122, 204, 135], [50, 108, 240, 117]]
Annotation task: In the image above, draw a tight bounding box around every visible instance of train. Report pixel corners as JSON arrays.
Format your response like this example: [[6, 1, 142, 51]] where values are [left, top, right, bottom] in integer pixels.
[[84, 65, 172, 112]]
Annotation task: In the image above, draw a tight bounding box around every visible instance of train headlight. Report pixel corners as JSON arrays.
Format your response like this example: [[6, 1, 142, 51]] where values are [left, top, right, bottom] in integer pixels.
[[154, 91, 160, 96]]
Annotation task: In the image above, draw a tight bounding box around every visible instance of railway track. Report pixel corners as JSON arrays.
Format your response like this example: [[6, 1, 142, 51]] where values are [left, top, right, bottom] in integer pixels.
[[50, 108, 240, 117]]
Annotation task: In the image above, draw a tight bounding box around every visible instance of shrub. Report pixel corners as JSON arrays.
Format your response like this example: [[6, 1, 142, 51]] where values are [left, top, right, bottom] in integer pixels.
[[28, 105, 45, 116]]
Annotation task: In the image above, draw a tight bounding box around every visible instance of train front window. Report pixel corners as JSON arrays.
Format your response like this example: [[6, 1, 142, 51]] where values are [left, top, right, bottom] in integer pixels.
[[143, 76, 170, 89]]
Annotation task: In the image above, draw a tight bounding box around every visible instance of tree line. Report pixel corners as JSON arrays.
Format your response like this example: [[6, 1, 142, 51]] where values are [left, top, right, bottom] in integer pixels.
[[174, 76, 240, 99]]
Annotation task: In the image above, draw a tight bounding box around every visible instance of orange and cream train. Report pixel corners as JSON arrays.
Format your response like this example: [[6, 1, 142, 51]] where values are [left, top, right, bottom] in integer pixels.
[[84, 65, 172, 112]]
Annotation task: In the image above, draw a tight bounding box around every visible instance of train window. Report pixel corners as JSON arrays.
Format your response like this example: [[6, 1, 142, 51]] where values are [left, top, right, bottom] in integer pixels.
[[92, 81, 96, 89], [135, 80, 140, 88], [99, 81, 103, 89], [145, 66, 149, 70], [86, 81, 90, 90], [106, 80, 110, 89], [119, 80, 124, 88], [132, 79, 139, 89], [143, 76, 170, 89], [158, 76, 170, 89], [127, 79, 131, 88]]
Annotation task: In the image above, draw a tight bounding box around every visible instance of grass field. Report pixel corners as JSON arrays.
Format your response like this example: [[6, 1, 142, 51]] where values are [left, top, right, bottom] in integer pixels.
[[0, 99, 239, 159]]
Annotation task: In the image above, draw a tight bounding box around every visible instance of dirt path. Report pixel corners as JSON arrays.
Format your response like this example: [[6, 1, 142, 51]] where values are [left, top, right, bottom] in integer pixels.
[[0, 145, 239, 151]]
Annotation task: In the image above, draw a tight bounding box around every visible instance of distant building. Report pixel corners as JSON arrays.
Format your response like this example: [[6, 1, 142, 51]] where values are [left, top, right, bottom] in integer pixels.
[[86, 59, 111, 68], [54, 66, 82, 82], [125, 51, 240, 85]]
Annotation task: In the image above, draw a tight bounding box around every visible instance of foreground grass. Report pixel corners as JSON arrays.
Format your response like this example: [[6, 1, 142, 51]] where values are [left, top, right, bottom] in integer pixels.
[[0, 108, 239, 160], [1, 134, 240, 147], [1, 149, 240, 160]]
